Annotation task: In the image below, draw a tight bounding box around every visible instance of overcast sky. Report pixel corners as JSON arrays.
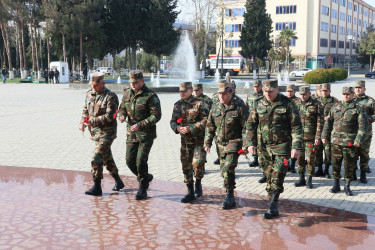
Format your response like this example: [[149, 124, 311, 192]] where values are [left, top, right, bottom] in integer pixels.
[[364, 0, 375, 6]]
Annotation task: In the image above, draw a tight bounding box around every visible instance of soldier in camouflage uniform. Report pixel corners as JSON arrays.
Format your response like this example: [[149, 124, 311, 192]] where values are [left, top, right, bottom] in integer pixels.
[[204, 80, 249, 209], [322, 87, 367, 196], [245, 80, 264, 176], [354, 80, 375, 182], [285, 84, 299, 173], [293, 86, 324, 189], [193, 83, 213, 110], [171, 82, 210, 202], [79, 73, 124, 196], [315, 83, 339, 179], [118, 71, 162, 200], [246, 80, 303, 219], [311, 84, 321, 100]]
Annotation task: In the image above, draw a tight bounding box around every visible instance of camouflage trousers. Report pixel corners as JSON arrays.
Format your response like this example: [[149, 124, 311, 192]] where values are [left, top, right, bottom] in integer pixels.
[[257, 145, 266, 172], [297, 141, 317, 176], [91, 136, 118, 179], [261, 149, 287, 196], [218, 144, 239, 189], [331, 144, 356, 181], [314, 143, 324, 165], [180, 139, 206, 184], [126, 140, 154, 183], [316, 142, 332, 166], [355, 135, 372, 170]]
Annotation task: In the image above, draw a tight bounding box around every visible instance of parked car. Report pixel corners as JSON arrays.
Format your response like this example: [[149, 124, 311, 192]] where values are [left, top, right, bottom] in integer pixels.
[[96, 67, 113, 76], [289, 68, 312, 77], [365, 71, 375, 79]]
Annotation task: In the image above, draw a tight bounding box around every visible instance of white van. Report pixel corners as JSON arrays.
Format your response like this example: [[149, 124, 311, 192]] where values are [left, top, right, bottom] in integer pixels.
[[96, 67, 113, 75]]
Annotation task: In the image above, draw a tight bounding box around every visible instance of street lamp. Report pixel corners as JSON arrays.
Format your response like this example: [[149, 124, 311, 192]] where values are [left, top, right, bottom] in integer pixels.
[[346, 35, 353, 76]]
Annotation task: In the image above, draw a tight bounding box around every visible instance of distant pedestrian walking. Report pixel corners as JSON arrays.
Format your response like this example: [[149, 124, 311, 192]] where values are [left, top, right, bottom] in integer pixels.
[[44, 69, 49, 84], [54, 69, 60, 83], [2, 66, 7, 83], [49, 69, 54, 83]]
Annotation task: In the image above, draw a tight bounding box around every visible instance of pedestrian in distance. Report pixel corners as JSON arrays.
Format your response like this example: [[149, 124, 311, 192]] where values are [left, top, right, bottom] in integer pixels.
[[49, 69, 54, 84], [44, 69, 49, 84], [54, 69, 60, 83], [2, 66, 7, 83]]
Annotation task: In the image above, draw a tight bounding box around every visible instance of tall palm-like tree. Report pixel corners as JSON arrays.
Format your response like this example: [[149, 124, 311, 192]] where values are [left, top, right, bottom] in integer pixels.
[[278, 28, 298, 71]]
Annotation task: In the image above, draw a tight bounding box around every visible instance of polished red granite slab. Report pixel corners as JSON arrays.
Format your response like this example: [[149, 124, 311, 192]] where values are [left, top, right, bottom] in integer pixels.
[[0, 165, 374, 249]]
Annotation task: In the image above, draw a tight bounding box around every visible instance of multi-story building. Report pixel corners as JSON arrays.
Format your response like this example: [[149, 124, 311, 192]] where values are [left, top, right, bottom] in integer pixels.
[[219, 0, 375, 69]]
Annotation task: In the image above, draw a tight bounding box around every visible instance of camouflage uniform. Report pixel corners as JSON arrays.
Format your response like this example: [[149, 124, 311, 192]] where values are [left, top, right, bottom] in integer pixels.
[[311, 84, 321, 100], [354, 81, 375, 173], [171, 84, 210, 185], [322, 87, 367, 195], [118, 71, 162, 196]]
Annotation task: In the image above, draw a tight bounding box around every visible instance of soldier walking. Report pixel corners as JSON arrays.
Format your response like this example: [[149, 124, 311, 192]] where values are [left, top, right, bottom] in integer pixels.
[[354, 80, 375, 182], [171, 82, 210, 202], [322, 87, 367, 196], [79, 72, 124, 196], [285, 84, 299, 173], [293, 87, 323, 189], [246, 80, 303, 219], [118, 71, 162, 200], [204, 80, 249, 209], [193, 83, 213, 110]]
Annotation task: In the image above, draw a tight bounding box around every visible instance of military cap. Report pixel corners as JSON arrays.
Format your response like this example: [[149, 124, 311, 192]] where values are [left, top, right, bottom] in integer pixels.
[[179, 82, 192, 92], [129, 70, 143, 83], [354, 80, 365, 88], [263, 80, 278, 91], [90, 72, 104, 85], [300, 86, 310, 94], [193, 83, 203, 90], [286, 84, 295, 91], [218, 81, 234, 93], [321, 83, 331, 90], [342, 86, 354, 94], [316, 84, 322, 90], [253, 80, 262, 87]]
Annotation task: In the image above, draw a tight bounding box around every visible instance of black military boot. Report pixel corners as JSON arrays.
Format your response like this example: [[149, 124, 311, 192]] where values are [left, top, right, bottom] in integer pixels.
[[134, 181, 148, 200], [148, 173, 154, 182], [195, 179, 202, 197], [263, 191, 280, 219], [366, 168, 371, 173], [290, 158, 297, 173], [181, 183, 196, 203], [249, 156, 259, 167], [360, 170, 368, 184], [329, 179, 341, 193], [353, 170, 358, 181], [213, 158, 220, 165], [85, 177, 102, 196], [258, 173, 267, 183], [314, 164, 324, 177], [111, 174, 125, 191], [221, 188, 236, 209], [294, 173, 306, 187], [306, 176, 313, 189], [324, 164, 331, 179], [344, 180, 353, 196]]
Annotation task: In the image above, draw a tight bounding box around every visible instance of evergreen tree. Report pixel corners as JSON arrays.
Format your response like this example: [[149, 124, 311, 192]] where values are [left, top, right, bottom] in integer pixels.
[[240, 0, 272, 71]]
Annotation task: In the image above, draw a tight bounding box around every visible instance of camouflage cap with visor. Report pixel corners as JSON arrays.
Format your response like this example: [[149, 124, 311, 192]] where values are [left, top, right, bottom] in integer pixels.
[[342, 86, 354, 94], [286, 84, 295, 91], [300, 86, 310, 94], [129, 70, 144, 83], [193, 83, 203, 90], [354, 80, 365, 88], [218, 80, 234, 93], [321, 83, 331, 90], [253, 80, 262, 87], [263, 80, 278, 91], [179, 82, 193, 92], [90, 72, 104, 85]]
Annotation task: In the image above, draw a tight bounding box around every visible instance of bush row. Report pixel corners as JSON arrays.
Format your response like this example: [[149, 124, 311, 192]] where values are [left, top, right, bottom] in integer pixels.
[[302, 68, 348, 84]]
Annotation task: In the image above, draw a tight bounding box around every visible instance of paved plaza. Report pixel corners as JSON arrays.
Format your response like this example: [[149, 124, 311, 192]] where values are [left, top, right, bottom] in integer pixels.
[[1, 76, 375, 248]]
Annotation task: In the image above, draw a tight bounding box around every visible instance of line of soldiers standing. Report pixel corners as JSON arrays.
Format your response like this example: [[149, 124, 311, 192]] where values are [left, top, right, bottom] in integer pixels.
[[79, 70, 374, 220]]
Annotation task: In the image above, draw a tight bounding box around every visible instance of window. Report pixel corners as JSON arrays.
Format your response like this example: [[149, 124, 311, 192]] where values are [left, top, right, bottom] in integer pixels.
[[364, 21, 368, 28], [276, 5, 297, 14], [348, 2, 353, 10], [321, 22, 329, 31], [332, 9, 338, 19], [322, 6, 329, 16], [225, 9, 231, 16], [331, 24, 337, 33], [339, 26, 345, 34], [332, 0, 337, 3], [354, 4, 357, 11], [348, 15, 352, 23], [359, 7, 362, 14], [276, 6, 280, 14], [347, 28, 351, 35], [339, 41, 345, 48], [354, 30, 357, 36], [354, 17, 357, 24], [320, 38, 328, 47], [276, 22, 296, 31], [359, 19, 362, 26], [289, 38, 296, 47], [346, 42, 350, 48], [225, 40, 241, 48], [340, 0, 346, 7], [365, 9, 368, 17], [331, 40, 337, 48], [340, 12, 345, 21]]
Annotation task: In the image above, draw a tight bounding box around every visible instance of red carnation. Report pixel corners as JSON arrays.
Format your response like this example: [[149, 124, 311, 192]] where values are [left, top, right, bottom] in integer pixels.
[[177, 118, 183, 124], [113, 110, 119, 119], [84, 116, 89, 123], [348, 142, 352, 147], [309, 144, 312, 147], [238, 149, 245, 155], [283, 158, 288, 166], [313, 149, 316, 152]]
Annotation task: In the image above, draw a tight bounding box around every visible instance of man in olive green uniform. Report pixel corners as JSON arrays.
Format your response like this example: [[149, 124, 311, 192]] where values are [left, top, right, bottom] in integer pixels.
[[285, 84, 299, 173], [245, 80, 264, 175], [118, 71, 162, 200], [354, 80, 375, 182], [322, 87, 367, 196], [204, 80, 249, 209], [79, 73, 124, 196], [246, 80, 303, 219], [193, 83, 213, 110], [171, 82, 210, 202], [315, 83, 339, 179], [293, 87, 323, 189]]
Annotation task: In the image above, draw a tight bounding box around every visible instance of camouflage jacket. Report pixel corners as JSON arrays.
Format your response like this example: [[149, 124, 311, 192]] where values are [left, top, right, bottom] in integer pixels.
[[196, 93, 213, 110], [246, 90, 263, 110], [245, 94, 303, 155], [119, 85, 162, 142], [170, 95, 210, 143], [311, 93, 320, 100], [212, 92, 246, 106], [80, 87, 119, 141], [355, 94, 375, 133], [294, 97, 324, 141], [322, 100, 367, 146], [318, 95, 339, 119], [288, 95, 299, 103], [204, 95, 249, 153]]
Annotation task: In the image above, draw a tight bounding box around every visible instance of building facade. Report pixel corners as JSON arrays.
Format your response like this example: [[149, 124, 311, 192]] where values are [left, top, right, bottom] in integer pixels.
[[219, 0, 375, 69]]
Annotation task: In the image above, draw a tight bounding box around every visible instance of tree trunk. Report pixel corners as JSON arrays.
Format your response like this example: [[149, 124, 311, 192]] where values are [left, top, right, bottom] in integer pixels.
[[34, 24, 40, 77], [157, 55, 161, 72], [79, 31, 83, 73], [2, 46, 6, 68], [21, 20, 27, 74], [131, 44, 137, 70], [125, 47, 129, 70], [62, 32, 67, 62], [17, 19, 24, 79], [370, 54, 373, 72], [0, 21, 13, 78], [30, 23, 35, 72], [47, 37, 50, 69], [112, 51, 116, 70], [72, 56, 75, 75]]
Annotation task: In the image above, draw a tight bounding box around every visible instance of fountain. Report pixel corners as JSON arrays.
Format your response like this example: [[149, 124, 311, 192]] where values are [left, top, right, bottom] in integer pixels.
[[244, 81, 250, 88], [277, 73, 282, 84], [283, 70, 289, 84], [151, 73, 154, 82], [214, 69, 220, 83]]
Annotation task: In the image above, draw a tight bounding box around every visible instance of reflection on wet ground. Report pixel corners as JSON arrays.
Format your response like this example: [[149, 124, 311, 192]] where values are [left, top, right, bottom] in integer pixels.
[[1, 165, 375, 249]]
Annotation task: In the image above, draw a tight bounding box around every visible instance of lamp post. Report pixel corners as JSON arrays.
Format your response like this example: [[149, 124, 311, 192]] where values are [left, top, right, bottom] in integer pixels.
[[346, 35, 353, 76]]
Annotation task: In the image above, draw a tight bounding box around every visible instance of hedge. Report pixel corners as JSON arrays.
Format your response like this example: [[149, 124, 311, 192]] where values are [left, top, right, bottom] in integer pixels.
[[302, 68, 347, 84]]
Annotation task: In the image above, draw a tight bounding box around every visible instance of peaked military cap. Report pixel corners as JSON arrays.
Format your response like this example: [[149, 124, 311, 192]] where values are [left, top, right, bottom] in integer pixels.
[[90, 72, 104, 85], [354, 80, 365, 88], [300, 86, 310, 94], [263, 80, 278, 91], [193, 83, 203, 90], [286, 84, 295, 91], [218, 81, 234, 93], [321, 83, 331, 90], [342, 86, 354, 94], [179, 82, 192, 92], [129, 70, 143, 83], [253, 80, 262, 87]]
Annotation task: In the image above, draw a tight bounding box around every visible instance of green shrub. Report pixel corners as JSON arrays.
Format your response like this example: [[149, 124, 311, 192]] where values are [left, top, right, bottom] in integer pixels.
[[302, 68, 347, 84]]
